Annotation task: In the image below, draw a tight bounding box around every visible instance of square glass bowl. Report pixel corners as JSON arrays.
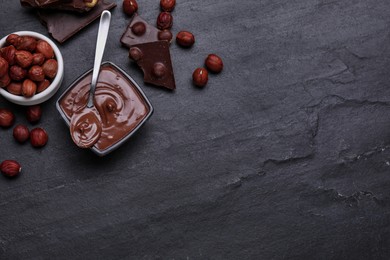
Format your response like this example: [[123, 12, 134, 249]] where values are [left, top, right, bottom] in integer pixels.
[[56, 61, 153, 156]]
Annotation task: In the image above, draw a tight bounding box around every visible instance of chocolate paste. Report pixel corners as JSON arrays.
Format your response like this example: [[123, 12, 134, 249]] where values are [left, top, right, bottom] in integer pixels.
[[59, 64, 150, 151]]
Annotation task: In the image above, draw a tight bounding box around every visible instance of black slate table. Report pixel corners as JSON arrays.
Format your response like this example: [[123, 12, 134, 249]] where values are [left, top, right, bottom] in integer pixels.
[[1, 0, 390, 259]]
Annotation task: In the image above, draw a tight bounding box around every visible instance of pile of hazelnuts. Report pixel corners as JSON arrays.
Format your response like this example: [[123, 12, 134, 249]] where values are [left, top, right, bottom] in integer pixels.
[[0, 34, 58, 97], [0, 105, 48, 178], [122, 0, 224, 87]]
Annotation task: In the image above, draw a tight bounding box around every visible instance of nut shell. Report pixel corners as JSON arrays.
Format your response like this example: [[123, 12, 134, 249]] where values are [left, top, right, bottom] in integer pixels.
[[28, 65, 45, 82], [160, 0, 176, 12], [0, 57, 9, 77], [6, 34, 19, 46], [42, 59, 58, 79], [26, 105, 42, 123], [15, 36, 37, 52], [22, 79, 37, 97], [9, 66, 27, 81], [37, 79, 50, 93], [0, 73, 11, 88], [123, 0, 138, 16], [15, 50, 33, 68], [36, 40, 54, 59], [30, 127, 48, 148], [6, 82, 22, 95], [176, 31, 195, 47], [205, 54, 223, 73], [0, 160, 21, 177], [0, 108, 15, 128], [13, 124, 29, 143], [157, 12, 173, 30], [32, 53, 45, 66], [192, 68, 208, 87], [0, 45, 16, 65]]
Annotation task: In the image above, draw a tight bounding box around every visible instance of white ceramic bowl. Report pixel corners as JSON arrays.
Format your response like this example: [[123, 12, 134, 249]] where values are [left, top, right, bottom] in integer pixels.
[[0, 31, 64, 105]]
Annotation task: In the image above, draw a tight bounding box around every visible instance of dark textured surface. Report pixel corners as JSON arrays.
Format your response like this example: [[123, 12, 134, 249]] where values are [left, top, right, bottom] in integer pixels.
[[1, 0, 390, 259]]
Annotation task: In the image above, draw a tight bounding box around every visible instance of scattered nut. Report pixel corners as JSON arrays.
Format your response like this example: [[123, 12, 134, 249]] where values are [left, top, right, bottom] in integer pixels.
[[30, 127, 48, 148], [32, 53, 45, 66], [15, 50, 33, 68], [0, 108, 15, 128], [9, 66, 27, 81], [192, 68, 208, 87], [176, 31, 195, 47], [28, 65, 45, 82], [158, 30, 173, 43], [205, 54, 223, 73], [6, 34, 19, 46], [0, 73, 11, 88], [6, 82, 22, 95], [13, 124, 29, 143], [131, 22, 146, 36], [26, 105, 42, 123], [160, 0, 176, 12], [14, 36, 37, 52], [37, 79, 50, 93], [0, 160, 21, 178], [36, 40, 54, 59], [22, 79, 37, 97], [0, 57, 9, 77], [123, 0, 138, 16], [0, 45, 16, 65], [157, 12, 173, 30], [42, 59, 58, 79]]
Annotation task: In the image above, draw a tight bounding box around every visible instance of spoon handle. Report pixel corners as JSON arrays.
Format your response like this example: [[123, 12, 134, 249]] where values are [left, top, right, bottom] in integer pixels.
[[87, 10, 111, 108]]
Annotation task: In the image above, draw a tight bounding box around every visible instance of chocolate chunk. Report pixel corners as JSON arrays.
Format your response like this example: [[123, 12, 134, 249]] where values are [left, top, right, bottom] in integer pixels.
[[120, 14, 161, 48], [129, 41, 176, 90], [38, 0, 116, 43], [21, 0, 97, 12]]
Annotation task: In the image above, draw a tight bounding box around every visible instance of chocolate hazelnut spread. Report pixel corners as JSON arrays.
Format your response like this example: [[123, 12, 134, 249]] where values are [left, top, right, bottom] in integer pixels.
[[59, 64, 150, 151]]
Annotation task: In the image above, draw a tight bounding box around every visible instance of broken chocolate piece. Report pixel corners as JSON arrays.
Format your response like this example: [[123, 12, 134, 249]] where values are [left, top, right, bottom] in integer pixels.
[[38, 0, 116, 43], [129, 41, 175, 90], [120, 14, 161, 48], [21, 0, 97, 13]]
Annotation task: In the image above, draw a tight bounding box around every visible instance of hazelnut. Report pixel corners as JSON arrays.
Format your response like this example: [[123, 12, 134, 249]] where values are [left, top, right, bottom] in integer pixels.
[[0, 160, 21, 178], [205, 54, 223, 73], [5, 34, 19, 46], [42, 59, 58, 79], [15, 50, 33, 68], [0, 57, 9, 77], [26, 105, 42, 123], [9, 66, 27, 81], [158, 30, 173, 43], [123, 0, 138, 16], [14, 36, 37, 52], [152, 63, 167, 78], [37, 79, 50, 93], [6, 82, 22, 95], [129, 47, 143, 61], [36, 40, 54, 59], [157, 12, 173, 30], [176, 31, 195, 47], [0, 73, 11, 88], [22, 79, 37, 97], [32, 53, 45, 66], [0, 108, 15, 128], [160, 0, 176, 12], [192, 68, 208, 87], [0, 45, 16, 65], [131, 22, 146, 36], [13, 124, 29, 143], [28, 66, 45, 82], [30, 127, 48, 148]]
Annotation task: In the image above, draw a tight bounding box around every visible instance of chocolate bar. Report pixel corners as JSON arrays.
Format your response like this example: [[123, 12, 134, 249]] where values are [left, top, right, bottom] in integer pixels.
[[129, 41, 176, 90], [21, 0, 97, 13], [120, 14, 161, 48], [38, 0, 116, 43]]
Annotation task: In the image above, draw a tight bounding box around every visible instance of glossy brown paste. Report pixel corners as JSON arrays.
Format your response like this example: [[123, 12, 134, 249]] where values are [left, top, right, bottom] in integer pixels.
[[59, 64, 150, 151]]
